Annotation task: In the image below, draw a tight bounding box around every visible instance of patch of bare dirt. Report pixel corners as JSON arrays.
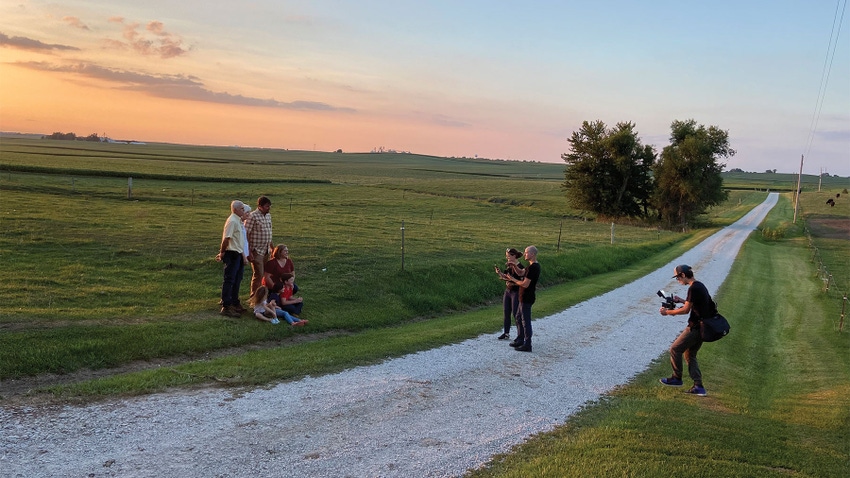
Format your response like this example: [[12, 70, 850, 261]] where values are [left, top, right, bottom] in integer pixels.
[[807, 216, 850, 240]]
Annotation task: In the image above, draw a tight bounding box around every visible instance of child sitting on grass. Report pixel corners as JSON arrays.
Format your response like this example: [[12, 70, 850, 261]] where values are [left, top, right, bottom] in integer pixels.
[[250, 286, 308, 326]]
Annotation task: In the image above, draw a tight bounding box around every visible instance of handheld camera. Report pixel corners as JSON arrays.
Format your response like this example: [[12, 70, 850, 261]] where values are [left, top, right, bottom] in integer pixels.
[[657, 290, 676, 310]]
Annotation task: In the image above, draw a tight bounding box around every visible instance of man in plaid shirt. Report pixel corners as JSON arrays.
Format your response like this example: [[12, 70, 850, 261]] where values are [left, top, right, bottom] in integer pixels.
[[245, 196, 274, 296]]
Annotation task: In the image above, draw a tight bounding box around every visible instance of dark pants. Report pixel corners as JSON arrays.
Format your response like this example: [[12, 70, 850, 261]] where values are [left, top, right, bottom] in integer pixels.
[[515, 302, 533, 346], [502, 288, 519, 334], [281, 302, 303, 316], [670, 325, 703, 385], [221, 251, 244, 307], [270, 293, 303, 316]]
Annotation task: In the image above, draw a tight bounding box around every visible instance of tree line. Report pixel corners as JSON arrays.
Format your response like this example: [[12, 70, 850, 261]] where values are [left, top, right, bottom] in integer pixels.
[[562, 118, 734, 228], [43, 132, 102, 142]]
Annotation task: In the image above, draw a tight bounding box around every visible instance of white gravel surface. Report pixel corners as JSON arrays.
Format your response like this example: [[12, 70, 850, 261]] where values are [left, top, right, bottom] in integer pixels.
[[1, 194, 778, 478]]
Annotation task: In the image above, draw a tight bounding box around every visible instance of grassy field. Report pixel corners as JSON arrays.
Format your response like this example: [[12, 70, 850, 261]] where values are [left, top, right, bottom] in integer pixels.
[[1, 138, 764, 393], [468, 193, 850, 477], [799, 188, 850, 308], [1, 138, 847, 475]]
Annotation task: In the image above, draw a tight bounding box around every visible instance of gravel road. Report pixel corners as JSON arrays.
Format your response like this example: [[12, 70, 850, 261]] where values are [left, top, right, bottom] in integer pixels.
[[0, 194, 778, 478]]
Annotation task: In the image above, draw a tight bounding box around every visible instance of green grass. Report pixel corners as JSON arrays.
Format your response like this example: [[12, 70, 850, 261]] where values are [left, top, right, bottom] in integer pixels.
[[40, 229, 716, 398], [3, 140, 719, 382], [467, 193, 850, 477], [2, 139, 847, 475], [0, 139, 759, 393], [798, 188, 850, 300]]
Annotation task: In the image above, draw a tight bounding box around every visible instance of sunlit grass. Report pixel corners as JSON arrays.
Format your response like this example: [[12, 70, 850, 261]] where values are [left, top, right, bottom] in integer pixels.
[[468, 193, 850, 478]]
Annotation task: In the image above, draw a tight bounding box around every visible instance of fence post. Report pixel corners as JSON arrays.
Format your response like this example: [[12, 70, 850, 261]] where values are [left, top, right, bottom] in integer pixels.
[[840, 295, 846, 333], [400, 220, 405, 271], [128, 177, 133, 199], [557, 220, 562, 252]]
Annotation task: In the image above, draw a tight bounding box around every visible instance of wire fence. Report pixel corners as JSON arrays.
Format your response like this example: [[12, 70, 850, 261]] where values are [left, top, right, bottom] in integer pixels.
[[805, 228, 847, 332]]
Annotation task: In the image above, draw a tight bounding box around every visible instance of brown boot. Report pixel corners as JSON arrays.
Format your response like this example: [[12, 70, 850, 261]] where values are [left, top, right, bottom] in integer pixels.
[[220, 306, 241, 318]]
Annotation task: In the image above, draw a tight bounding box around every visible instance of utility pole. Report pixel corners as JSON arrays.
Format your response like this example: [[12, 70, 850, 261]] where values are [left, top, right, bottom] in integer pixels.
[[793, 155, 804, 224], [818, 167, 824, 192]]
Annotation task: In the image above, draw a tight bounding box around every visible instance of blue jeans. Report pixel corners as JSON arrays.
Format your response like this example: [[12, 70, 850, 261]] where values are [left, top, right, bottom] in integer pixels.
[[275, 308, 300, 325], [515, 302, 533, 346], [503, 288, 519, 334], [221, 251, 244, 307], [280, 302, 303, 316]]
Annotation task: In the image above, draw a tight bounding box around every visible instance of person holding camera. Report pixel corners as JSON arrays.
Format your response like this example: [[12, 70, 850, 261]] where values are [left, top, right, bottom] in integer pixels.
[[505, 246, 540, 352], [494, 248, 524, 340], [658, 264, 716, 396]]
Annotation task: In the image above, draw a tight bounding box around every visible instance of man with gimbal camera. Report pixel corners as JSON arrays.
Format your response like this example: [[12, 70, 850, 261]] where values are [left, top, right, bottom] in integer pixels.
[[658, 264, 717, 397]]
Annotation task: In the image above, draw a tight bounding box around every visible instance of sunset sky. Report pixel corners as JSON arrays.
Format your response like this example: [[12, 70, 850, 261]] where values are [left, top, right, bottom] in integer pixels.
[[1, 1, 848, 175]]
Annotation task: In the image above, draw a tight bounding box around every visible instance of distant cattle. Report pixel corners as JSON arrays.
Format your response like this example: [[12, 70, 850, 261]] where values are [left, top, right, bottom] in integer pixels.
[[826, 198, 835, 207]]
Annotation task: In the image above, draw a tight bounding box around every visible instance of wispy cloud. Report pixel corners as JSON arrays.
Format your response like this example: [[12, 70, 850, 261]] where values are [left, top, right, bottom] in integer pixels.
[[13, 61, 356, 112], [431, 114, 471, 128], [62, 16, 90, 31], [0, 32, 79, 52], [816, 129, 850, 142], [105, 18, 188, 59]]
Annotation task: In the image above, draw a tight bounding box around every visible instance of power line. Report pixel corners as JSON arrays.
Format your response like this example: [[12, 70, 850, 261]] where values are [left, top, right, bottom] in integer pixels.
[[803, 0, 847, 158]]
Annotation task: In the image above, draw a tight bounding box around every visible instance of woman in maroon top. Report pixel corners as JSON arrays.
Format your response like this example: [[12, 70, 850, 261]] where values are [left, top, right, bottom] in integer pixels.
[[263, 245, 293, 289], [264, 244, 302, 311]]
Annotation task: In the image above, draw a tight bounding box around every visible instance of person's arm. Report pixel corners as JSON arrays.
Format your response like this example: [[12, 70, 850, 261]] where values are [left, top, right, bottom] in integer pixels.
[[660, 300, 692, 316], [509, 268, 530, 288], [507, 262, 526, 278], [216, 236, 231, 261]]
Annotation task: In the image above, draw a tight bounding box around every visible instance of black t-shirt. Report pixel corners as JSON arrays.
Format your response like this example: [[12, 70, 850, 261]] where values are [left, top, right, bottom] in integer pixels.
[[686, 280, 717, 326], [520, 262, 541, 304], [502, 263, 525, 290]]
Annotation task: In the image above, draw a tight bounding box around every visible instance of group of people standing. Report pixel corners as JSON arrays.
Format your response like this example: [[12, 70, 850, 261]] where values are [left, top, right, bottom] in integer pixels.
[[217, 196, 306, 326], [495, 245, 540, 352]]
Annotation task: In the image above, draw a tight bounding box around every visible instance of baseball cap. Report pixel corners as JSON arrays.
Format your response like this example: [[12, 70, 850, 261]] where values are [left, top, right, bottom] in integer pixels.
[[673, 264, 692, 278]]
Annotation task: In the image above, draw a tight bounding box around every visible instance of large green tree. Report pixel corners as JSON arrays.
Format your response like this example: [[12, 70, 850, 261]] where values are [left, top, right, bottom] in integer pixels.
[[561, 120, 655, 218], [652, 119, 735, 226]]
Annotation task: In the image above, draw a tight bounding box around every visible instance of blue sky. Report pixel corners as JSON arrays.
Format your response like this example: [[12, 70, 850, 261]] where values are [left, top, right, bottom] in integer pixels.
[[1, 0, 848, 175]]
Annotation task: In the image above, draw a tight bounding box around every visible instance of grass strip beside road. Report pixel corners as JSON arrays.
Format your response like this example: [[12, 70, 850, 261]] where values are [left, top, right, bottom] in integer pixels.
[[35, 230, 720, 401], [468, 194, 850, 478]]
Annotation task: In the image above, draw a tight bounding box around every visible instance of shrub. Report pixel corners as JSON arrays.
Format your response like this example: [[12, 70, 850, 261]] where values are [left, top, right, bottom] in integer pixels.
[[761, 226, 785, 241]]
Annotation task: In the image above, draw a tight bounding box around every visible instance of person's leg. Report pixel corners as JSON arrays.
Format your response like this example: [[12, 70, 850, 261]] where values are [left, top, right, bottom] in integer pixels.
[[502, 289, 513, 335], [221, 252, 239, 307], [276, 309, 296, 325], [249, 255, 265, 297], [512, 303, 533, 351], [512, 306, 525, 346], [284, 301, 303, 316], [520, 302, 533, 346], [511, 291, 521, 328], [232, 255, 245, 309], [684, 338, 703, 385], [669, 327, 700, 379]]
